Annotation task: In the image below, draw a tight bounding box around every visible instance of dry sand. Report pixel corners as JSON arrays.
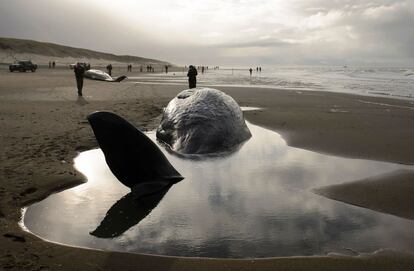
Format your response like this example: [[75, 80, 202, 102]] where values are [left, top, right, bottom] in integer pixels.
[[1, 68, 414, 270]]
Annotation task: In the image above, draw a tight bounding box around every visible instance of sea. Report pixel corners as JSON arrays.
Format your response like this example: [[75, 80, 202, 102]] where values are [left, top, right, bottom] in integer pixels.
[[129, 66, 414, 101]]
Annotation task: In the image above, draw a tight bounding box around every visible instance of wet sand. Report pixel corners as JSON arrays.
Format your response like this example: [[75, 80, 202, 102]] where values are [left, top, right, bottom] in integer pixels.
[[314, 169, 414, 221], [1, 68, 414, 270]]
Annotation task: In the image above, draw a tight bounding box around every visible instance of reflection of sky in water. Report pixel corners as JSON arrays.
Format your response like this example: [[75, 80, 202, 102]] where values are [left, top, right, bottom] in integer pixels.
[[24, 123, 414, 258]]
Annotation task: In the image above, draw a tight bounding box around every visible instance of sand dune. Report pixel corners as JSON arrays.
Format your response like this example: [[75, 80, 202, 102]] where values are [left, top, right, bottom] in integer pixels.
[[0, 37, 170, 67]]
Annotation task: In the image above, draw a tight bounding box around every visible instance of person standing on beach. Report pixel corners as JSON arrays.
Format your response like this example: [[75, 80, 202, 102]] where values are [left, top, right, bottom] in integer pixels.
[[249, 68, 253, 76], [187, 65, 198, 89], [52, 61, 55, 68], [165, 65, 168, 73], [107, 64, 113, 76], [74, 62, 85, 96]]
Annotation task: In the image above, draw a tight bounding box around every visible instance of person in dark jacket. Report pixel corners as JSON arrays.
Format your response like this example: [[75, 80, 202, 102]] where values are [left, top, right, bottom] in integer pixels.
[[187, 65, 198, 89], [74, 62, 85, 96], [106, 64, 113, 76]]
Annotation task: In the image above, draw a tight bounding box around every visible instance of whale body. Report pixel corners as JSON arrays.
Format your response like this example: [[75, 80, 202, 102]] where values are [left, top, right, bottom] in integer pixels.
[[87, 90, 251, 236], [84, 69, 127, 82], [156, 87, 251, 155], [87, 88, 250, 191]]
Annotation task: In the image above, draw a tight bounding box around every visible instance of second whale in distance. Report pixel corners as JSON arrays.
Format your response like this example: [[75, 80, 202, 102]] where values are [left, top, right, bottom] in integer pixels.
[[84, 69, 127, 82]]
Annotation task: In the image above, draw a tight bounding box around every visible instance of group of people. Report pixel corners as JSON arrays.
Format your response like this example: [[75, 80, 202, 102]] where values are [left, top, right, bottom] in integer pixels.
[[146, 65, 155, 72], [126, 64, 144, 72], [249, 66, 263, 75], [74, 63, 201, 96], [48, 61, 56, 68]]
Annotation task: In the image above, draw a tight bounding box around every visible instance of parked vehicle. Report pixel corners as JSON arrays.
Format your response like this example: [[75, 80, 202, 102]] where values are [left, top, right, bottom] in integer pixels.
[[9, 60, 38, 72]]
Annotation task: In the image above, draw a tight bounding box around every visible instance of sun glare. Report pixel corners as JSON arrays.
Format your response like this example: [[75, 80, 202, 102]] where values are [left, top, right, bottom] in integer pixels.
[[83, 0, 296, 45]]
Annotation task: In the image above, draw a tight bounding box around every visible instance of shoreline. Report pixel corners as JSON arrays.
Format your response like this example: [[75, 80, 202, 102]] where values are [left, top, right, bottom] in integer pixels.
[[1, 69, 414, 270], [128, 80, 414, 102]]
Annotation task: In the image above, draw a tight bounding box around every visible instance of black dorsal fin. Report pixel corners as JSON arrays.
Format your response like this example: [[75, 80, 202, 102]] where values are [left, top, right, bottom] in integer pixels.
[[87, 111, 183, 189]]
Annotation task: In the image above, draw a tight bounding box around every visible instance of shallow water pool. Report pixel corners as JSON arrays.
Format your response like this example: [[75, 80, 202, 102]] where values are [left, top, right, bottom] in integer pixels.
[[23, 122, 414, 258]]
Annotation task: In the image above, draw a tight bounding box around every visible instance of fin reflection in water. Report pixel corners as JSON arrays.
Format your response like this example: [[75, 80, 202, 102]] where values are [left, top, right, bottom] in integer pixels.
[[90, 182, 172, 238]]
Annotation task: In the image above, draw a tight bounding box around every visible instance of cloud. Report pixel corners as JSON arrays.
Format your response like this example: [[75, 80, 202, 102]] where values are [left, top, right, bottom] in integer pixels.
[[1, 0, 414, 65], [217, 39, 291, 48], [201, 32, 224, 38]]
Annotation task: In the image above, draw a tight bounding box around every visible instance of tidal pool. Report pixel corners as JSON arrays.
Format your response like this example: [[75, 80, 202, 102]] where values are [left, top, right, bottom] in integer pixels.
[[23, 122, 414, 258]]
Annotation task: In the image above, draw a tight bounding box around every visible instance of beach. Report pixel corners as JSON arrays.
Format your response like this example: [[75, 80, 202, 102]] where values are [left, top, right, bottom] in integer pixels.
[[1, 68, 414, 270]]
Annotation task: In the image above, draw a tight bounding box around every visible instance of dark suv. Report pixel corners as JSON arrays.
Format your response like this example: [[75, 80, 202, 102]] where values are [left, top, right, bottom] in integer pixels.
[[9, 60, 38, 72]]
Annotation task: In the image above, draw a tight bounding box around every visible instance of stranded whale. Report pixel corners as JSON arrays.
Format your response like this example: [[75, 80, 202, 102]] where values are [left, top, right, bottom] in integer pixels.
[[84, 69, 127, 82], [87, 89, 251, 237], [87, 111, 183, 190], [87, 88, 250, 190], [156, 87, 251, 155]]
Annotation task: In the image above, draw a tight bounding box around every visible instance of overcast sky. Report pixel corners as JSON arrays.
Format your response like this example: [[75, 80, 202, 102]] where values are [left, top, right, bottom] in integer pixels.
[[1, 0, 414, 66]]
